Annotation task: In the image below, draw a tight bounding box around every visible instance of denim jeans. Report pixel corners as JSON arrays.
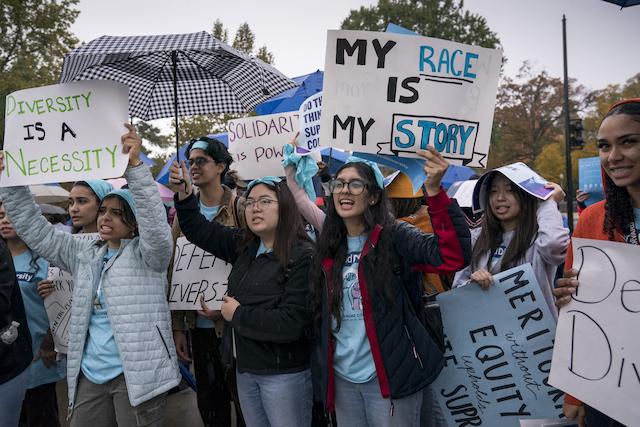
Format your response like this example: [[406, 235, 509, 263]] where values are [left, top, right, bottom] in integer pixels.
[[334, 375, 422, 427], [236, 368, 312, 427], [0, 368, 28, 427], [420, 384, 447, 427]]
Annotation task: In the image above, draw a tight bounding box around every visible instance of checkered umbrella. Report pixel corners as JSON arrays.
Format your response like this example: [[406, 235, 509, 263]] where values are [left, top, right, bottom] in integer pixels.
[[60, 31, 297, 153]]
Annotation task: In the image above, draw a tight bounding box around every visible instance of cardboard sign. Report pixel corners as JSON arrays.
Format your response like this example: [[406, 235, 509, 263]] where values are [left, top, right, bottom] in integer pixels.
[[226, 111, 300, 179], [473, 162, 553, 213], [578, 157, 604, 207], [320, 30, 502, 167], [549, 238, 640, 427], [298, 92, 323, 153], [44, 232, 100, 353], [2, 80, 129, 186], [168, 237, 232, 310], [431, 264, 563, 426]]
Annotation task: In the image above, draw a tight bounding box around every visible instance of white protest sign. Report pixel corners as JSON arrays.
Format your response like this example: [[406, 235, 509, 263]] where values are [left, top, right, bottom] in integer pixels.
[[2, 80, 129, 186], [298, 92, 323, 152], [549, 238, 640, 427], [45, 233, 100, 353], [227, 111, 300, 179], [320, 30, 502, 168], [168, 236, 232, 310], [473, 162, 553, 213]]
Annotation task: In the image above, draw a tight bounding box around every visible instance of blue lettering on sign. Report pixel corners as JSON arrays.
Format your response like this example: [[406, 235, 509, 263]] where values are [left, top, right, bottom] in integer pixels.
[[419, 46, 479, 80], [393, 117, 476, 156]]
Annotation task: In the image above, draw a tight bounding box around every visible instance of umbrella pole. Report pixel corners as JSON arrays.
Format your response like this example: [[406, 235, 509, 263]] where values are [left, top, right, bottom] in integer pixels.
[[172, 50, 180, 161]]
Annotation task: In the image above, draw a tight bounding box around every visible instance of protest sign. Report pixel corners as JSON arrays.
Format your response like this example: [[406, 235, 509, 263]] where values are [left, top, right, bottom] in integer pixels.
[[578, 157, 604, 206], [447, 179, 477, 208], [227, 111, 301, 179], [473, 162, 553, 213], [45, 233, 100, 353], [549, 238, 640, 427], [168, 237, 232, 311], [298, 92, 323, 153], [431, 263, 563, 426], [320, 30, 502, 168], [2, 80, 129, 186]]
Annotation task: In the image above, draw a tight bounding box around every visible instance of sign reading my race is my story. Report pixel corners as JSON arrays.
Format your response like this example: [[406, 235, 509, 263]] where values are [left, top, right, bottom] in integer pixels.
[[549, 238, 640, 427], [320, 30, 502, 168], [431, 264, 563, 427], [2, 80, 129, 186], [226, 111, 301, 180], [168, 237, 233, 311]]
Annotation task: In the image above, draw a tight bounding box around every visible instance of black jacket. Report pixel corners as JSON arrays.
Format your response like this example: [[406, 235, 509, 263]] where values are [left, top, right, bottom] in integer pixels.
[[315, 191, 471, 410], [175, 192, 313, 374], [0, 239, 33, 384]]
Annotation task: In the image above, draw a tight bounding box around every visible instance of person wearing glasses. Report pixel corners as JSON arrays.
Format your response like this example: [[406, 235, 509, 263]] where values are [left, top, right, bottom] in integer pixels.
[[284, 147, 470, 426], [169, 160, 314, 427], [169, 137, 245, 427]]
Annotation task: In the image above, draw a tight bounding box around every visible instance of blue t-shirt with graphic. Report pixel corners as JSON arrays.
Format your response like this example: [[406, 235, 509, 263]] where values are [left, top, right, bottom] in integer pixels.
[[332, 235, 376, 383], [14, 251, 66, 389], [490, 230, 514, 271], [81, 247, 123, 384], [196, 202, 220, 328]]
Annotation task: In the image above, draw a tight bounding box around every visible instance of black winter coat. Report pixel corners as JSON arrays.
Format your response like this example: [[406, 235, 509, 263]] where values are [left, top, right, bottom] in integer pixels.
[[0, 239, 33, 384], [175, 192, 313, 374]]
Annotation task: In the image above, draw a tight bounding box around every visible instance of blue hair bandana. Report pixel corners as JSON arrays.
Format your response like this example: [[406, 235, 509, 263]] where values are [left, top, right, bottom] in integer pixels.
[[191, 140, 210, 151], [104, 189, 137, 216], [345, 156, 385, 189], [85, 180, 114, 201], [281, 144, 318, 201], [246, 176, 283, 195]]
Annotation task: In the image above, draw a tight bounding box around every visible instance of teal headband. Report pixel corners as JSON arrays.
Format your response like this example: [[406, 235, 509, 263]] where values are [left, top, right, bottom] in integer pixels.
[[191, 140, 209, 151], [83, 180, 113, 200], [104, 189, 136, 216], [246, 176, 283, 195], [345, 156, 385, 189]]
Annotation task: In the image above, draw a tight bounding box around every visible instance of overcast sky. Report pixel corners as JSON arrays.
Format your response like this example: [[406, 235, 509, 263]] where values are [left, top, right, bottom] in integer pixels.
[[70, 0, 639, 92]]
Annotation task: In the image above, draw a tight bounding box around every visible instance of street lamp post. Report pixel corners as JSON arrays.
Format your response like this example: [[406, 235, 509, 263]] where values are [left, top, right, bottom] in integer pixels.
[[562, 15, 574, 232]]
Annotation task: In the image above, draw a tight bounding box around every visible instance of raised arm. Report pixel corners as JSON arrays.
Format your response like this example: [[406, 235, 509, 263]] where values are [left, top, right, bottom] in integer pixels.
[[285, 164, 326, 232]]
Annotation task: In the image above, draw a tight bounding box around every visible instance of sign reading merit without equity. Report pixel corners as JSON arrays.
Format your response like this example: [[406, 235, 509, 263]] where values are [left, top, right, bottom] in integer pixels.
[[550, 238, 640, 427], [168, 237, 232, 311], [2, 80, 129, 186], [431, 264, 563, 426], [320, 30, 502, 168]]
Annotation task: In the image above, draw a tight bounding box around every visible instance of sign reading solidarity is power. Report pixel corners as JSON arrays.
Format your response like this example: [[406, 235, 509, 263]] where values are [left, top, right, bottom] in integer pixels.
[[2, 80, 129, 186], [320, 30, 502, 167]]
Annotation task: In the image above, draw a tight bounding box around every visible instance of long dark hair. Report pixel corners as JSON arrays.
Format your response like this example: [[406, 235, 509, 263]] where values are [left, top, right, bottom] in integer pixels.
[[472, 172, 538, 272], [310, 162, 395, 330], [601, 101, 640, 240], [240, 181, 310, 268]]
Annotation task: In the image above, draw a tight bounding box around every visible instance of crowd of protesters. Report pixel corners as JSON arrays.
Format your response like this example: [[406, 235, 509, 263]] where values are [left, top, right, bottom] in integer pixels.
[[0, 98, 638, 427]]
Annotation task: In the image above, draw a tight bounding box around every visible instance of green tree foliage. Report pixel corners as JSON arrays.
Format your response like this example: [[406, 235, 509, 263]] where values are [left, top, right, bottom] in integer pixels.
[[212, 19, 228, 43], [233, 23, 255, 54], [256, 46, 274, 65], [0, 0, 79, 144], [340, 0, 501, 49]]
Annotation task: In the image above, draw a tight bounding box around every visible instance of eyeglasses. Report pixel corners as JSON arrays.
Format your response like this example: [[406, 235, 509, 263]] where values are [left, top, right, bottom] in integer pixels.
[[328, 179, 366, 195], [244, 198, 278, 210], [187, 157, 213, 167]]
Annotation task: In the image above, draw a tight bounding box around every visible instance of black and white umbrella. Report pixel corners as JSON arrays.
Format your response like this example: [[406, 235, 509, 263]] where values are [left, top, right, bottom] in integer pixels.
[[60, 31, 297, 153]]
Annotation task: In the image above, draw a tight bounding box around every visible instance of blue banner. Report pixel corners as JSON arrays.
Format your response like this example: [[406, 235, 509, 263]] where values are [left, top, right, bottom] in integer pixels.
[[431, 264, 564, 426], [578, 157, 604, 207]]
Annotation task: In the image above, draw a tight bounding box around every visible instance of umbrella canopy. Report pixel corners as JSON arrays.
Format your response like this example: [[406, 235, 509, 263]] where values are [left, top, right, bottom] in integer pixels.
[[441, 164, 477, 189], [60, 31, 297, 121], [255, 70, 323, 115], [600, 0, 640, 6], [29, 185, 70, 204]]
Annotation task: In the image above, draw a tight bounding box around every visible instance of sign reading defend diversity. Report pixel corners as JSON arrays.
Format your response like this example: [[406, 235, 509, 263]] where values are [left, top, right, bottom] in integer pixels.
[[168, 237, 232, 311], [320, 30, 502, 168], [2, 80, 129, 186], [226, 111, 300, 180], [550, 238, 640, 427], [431, 264, 563, 426]]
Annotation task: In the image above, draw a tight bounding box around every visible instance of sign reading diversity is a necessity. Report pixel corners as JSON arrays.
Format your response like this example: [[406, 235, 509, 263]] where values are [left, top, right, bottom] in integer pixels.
[[2, 80, 129, 186]]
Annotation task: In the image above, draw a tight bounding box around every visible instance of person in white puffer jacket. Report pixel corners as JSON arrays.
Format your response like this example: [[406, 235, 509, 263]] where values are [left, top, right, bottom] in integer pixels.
[[0, 124, 180, 427]]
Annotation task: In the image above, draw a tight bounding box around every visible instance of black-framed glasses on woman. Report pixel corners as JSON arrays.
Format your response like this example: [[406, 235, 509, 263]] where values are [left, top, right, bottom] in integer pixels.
[[244, 198, 278, 210], [328, 179, 367, 195]]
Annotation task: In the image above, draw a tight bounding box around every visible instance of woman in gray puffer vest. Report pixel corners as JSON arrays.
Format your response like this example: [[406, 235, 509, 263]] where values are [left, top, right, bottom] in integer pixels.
[[0, 124, 180, 426]]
